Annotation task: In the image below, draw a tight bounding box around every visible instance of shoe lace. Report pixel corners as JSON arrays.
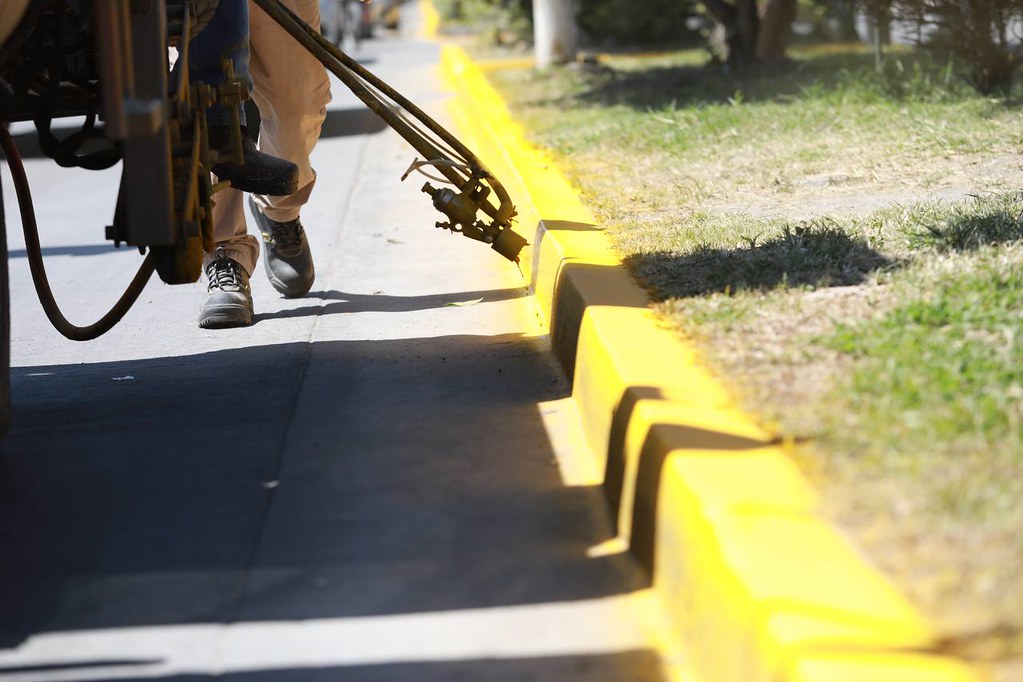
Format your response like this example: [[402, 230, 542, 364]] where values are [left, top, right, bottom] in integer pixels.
[[207, 249, 244, 291], [264, 219, 304, 249]]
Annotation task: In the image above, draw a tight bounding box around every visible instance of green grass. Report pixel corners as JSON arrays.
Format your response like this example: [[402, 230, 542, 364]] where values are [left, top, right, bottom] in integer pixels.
[[627, 216, 897, 298], [828, 262, 1023, 494], [907, 196, 1023, 251], [623, 193, 1023, 301], [485, 45, 1023, 666], [492, 49, 1022, 216]]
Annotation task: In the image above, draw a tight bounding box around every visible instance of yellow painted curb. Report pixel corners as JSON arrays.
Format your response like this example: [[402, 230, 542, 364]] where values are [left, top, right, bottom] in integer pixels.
[[438, 44, 985, 682], [418, 0, 439, 39]]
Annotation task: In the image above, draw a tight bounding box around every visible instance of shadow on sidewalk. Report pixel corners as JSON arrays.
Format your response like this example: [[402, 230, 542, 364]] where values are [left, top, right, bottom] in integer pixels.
[[0, 652, 664, 681], [0, 334, 650, 678]]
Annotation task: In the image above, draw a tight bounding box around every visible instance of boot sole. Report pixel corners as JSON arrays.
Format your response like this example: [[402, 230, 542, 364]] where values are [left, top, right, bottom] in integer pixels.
[[198, 303, 253, 329]]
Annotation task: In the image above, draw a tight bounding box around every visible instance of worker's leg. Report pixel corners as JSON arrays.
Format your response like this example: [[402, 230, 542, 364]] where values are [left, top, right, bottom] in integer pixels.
[[247, 0, 331, 223], [188, 0, 298, 198], [187, 0, 251, 128], [239, 0, 330, 298], [201, 0, 330, 324], [192, 0, 260, 278], [202, 189, 258, 277], [191, 0, 258, 329]]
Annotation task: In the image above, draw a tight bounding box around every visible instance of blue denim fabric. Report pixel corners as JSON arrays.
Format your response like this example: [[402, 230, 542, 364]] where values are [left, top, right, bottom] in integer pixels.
[[187, 0, 252, 127]]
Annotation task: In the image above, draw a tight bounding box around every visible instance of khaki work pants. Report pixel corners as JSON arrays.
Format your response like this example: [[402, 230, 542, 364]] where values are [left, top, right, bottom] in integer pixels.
[[204, 0, 332, 277]]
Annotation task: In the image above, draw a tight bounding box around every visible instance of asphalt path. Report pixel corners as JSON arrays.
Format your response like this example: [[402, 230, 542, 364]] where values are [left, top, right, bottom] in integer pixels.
[[0, 7, 666, 681]]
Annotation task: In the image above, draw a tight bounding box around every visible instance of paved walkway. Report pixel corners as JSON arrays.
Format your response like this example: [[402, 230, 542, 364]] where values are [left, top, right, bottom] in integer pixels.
[[0, 6, 667, 681]]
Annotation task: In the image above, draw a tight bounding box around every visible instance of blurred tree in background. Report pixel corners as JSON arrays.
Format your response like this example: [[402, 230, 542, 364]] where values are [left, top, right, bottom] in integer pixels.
[[699, 0, 797, 67], [436, 0, 1022, 93], [435, 0, 532, 45], [576, 0, 699, 45], [889, 0, 1023, 93]]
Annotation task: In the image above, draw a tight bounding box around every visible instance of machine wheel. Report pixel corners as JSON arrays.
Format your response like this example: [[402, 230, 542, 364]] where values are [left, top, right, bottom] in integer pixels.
[[0, 178, 12, 441], [151, 235, 205, 285]]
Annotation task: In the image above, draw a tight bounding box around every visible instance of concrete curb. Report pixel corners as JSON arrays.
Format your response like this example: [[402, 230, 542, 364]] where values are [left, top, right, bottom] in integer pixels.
[[438, 45, 983, 682]]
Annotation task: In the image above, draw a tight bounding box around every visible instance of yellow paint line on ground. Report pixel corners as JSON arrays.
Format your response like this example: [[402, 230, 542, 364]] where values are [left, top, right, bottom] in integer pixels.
[[418, 0, 439, 39]]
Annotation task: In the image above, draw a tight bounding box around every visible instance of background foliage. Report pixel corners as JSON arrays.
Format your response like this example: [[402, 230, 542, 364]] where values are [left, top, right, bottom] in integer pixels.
[[439, 0, 1023, 94]]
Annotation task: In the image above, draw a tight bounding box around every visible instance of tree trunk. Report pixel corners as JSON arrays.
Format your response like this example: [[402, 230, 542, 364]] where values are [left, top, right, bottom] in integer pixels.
[[867, 2, 891, 72], [756, 0, 796, 59], [735, 0, 760, 64], [703, 0, 759, 68], [832, 0, 860, 41], [533, 0, 577, 68]]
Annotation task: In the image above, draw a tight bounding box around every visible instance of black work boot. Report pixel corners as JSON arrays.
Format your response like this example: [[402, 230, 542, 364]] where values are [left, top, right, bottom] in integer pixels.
[[249, 195, 315, 298], [198, 247, 254, 329], [209, 126, 299, 197]]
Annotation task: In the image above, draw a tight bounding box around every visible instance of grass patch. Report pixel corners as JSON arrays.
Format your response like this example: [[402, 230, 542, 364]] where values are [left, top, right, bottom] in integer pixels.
[[828, 265, 1023, 476], [491, 47, 1023, 221], [625, 194, 1023, 302], [484, 44, 1023, 671], [908, 195, 1023, 251], [629, 217, 896, 298]]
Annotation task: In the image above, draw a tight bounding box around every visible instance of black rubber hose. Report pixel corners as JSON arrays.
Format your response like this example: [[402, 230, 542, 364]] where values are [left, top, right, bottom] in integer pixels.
[[0, 126, 156, 341]]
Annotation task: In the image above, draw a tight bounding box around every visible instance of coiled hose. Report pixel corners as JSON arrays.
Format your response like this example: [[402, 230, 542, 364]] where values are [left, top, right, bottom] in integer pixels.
[[0, 126, 155, 341]]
